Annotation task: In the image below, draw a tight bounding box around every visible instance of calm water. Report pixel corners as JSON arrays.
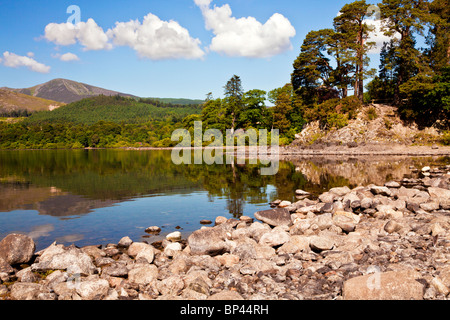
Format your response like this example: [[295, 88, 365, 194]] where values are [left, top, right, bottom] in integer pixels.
[[0, 149, 448, 250]]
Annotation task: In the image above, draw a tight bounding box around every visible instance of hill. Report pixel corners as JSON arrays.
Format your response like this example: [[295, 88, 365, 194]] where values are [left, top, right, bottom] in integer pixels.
[[25, 95, 202, 125], [2, 78, 137, 104], [0, 89, 64, 116], [150, 97, 205, 105]]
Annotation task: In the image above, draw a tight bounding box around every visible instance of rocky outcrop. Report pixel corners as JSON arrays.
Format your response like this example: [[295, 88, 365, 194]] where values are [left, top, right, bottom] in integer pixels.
[[0, 165, 449, 300]]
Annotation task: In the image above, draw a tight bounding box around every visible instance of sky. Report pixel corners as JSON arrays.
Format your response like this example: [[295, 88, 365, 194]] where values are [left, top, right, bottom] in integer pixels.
[[0, 0, 386, 100]]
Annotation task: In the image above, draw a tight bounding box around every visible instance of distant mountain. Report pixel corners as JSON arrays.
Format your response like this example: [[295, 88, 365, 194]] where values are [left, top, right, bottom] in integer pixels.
[[0, 89, 64, 114], [2, 78, 137, 104]]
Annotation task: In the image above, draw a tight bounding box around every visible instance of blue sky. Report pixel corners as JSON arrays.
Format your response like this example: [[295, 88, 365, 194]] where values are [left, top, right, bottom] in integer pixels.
[[0, 0, 383, 99]]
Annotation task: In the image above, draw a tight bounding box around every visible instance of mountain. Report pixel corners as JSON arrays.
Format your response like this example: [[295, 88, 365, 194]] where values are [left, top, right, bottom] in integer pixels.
[[0, 89, 64, 114], [2, 78, 137, 104]]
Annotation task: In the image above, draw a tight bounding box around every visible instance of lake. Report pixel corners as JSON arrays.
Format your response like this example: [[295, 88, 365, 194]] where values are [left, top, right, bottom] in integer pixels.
[[0, 149, 448, 250]]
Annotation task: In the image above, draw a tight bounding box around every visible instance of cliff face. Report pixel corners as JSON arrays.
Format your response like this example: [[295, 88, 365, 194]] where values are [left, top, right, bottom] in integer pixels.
[[292, 104, 443, 147]]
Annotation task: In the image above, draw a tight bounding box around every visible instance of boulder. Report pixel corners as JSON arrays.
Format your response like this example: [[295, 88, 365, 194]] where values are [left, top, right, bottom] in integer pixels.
[[76, 278, 110, 300], [254, 208, 291, 227], [187, 224, 232, 256], [259, 228, 290, 247], [0, 234, 36, 265], [342, 270, 425, 300], [309, 236, 334, 252], [128, 264, 158, 285]]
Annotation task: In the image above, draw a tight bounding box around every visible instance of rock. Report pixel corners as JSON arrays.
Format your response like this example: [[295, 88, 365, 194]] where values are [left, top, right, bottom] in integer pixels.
[[135, 245, 155, 264], [187, 224, 232, 256], [329, 186, 351, 197], [370, 186, 392, 197], [239, 216, 253, 223], [254, 208, 291, 227], [16, 267, 39, 283], [166, 231, 182, 242], [295, 189, 310, 198], [215, 216, 228, 225], [164, 242, 182, 257], [309, 236, 334, 252], [200, 220, 212, 225], [431, 223, 445, 237], [333, 215, 356, 233], [319, 192, 337, 203], [214, 253, 240, 267], [127, 242, 154, 262], [420, 202, 440, 212], [342, 270, 425, 300], [259, 228, 290, 247], [431, 277, 449, 296], [32, 245, 96, 275], [278, 200, 292, 208], [385, 181, 401, 188], [333, 211, 360, 223], [422, 166, 431, 172], [360, 197, 373, 209], [207, 290, 244, 300], [128, 264, 158, 285], [0, 233, 36, 265], [118, 236, 133, 248], [10, 282, 50, 300], [145, 226, 161, 233], [101, 262, 128, 277], [76, 279, 110, 300], [428, 187, 450, 200], [384, 220, 403, 234]]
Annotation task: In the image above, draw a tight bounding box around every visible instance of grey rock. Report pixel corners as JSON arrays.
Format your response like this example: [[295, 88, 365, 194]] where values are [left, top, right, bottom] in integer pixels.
[[309, 236, 334, 252], [0, 233, 36, 265], [254, 208, 291, 227]]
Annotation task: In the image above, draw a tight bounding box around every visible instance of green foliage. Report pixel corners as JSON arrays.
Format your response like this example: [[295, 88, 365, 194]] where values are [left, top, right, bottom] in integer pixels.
[[25, 95, 201, 125], [442, 131, 450, 145]]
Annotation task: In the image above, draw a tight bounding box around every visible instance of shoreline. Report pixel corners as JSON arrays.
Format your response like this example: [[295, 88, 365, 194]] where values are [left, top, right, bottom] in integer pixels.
[[2, 144, 449, 157], [1, 164, 449, 300]]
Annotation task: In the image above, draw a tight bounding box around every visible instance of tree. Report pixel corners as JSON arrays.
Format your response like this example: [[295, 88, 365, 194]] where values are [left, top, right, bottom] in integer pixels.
[[379, 0, 425, 103], [333, 0, 376, 101], [223, 75, 244, 132], [270, 84, 294, 135], [239, 89, 267, 129]]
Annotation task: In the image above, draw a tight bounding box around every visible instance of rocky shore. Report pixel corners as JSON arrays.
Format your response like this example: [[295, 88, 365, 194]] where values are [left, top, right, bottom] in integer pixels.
[[0, 165, 449, 300]]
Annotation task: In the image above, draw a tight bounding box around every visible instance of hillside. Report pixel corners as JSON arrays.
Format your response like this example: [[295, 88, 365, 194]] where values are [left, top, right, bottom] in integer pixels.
[[291, 104, 446, 148], [0, 89, 64, 115], [2, 78, 137, 104], [24, 95, 202, 125]]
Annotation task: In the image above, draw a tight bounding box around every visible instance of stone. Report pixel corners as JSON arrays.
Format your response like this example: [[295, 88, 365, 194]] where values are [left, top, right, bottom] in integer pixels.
[[215, 216, 228, 225], [128, 264, 158, 285], [428, 187, 450, 200], [76, 279, 110, 300], [329, 186, 351, 197], [200, 220, 212, 225], [295, 189, 310, 197], [431, 277, 449, 296], [187, 224, 231, 256], [333, 211, 360, 223], [360, 197, 373, 209], [240, 216, 253, 223], [319, 192, 337, 203], [101, 262, 128, 277], [32, 245, 96, 275], [278, 200, 292, 208], [309, 236, 334, 252], [0, 233, 36, 265], [164, 242, 182, 257], [156, 275, 185, 296], [259, 229, 290, 247], [342, 270, 425, 300], [10, 282, 50, 300], [135, 245, 155, 264], [118, 236, 133, 248], [385, 181, 401, 188], [333, 215, 356, 233], [422, 166, 431, 172], [207, 290, 244, 300], [145, 226, 161, 233], [166, 231, 182, 242], [420, 202, 440, 212], [214, 253, 240, 267], [370, 186, 392, 197], [254, 208, 291, 227], [384, 220, 403, 234], [16, 267, 39, 283], [128, 242, 152, 258]]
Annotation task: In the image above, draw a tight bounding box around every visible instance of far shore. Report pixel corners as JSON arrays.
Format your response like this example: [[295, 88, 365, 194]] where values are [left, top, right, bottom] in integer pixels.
[[1, 143, 450, 156]]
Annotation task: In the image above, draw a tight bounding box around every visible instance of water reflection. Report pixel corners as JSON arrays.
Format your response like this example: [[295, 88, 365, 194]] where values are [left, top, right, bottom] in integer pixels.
[[0, 150, 448, 249]]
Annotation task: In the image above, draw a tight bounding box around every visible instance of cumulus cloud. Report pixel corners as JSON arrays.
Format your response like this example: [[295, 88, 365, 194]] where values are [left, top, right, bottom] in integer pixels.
[[365, 19, 401, 54], [44, 19, 112, 51], [52, 52, 80, 61], [107, 13, 205, 60], [195, 0, 296, 58], [2, 51, 51, 73]]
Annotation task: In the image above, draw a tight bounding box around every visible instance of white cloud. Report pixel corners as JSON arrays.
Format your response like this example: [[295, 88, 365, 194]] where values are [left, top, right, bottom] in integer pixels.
[[44, 19, 112, 51], [52, 52, 80, 61], [2, 51, 51, 73], [365, 19, 401, 54], [195, 0, 296, 58], [107, 13, 205, 60]]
